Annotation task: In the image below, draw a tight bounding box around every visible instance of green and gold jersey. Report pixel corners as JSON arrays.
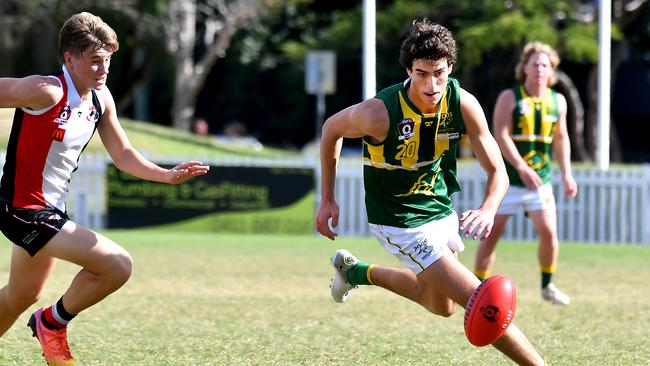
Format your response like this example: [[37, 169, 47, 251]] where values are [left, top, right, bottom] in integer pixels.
[[363, 77, 465, 228], [506, 85, 560, 187]]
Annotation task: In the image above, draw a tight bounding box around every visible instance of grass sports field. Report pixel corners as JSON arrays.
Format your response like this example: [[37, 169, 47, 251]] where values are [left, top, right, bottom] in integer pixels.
[[0, 231, 648, 365]]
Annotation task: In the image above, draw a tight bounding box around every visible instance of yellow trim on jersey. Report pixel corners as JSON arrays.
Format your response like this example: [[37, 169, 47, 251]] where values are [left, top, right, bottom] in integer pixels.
[[395, 172, 436, 197], [398, 92, 422, 170], [434, 96, 449, 160], [539, 94, 556, 138], [521, 150, 548, 170], [365, 143, 385, 165], [515, 86, 556, 141], [364, 87, 450, 172], [514, 99, 535, 136]]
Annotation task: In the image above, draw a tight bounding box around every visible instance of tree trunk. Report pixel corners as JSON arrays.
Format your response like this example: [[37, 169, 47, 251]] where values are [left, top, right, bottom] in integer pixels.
[[167, 0, 198, 131], [165, 0, 263, 131], [555, 70, 590, 162]]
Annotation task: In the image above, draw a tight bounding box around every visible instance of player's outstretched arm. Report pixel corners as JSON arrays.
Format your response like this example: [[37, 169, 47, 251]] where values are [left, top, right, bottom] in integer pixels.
[[458, 89, 509, 240], [97, 87, 209, 184], [0, 75, 63, 110], [316, 98, 388, 240]]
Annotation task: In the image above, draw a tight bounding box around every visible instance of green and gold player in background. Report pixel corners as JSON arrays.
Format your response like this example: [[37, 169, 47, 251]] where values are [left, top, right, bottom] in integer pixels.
[[474, 42, 578, 305]]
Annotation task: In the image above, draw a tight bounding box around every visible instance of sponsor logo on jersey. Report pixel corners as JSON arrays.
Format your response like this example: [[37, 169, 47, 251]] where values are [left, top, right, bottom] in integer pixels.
[[437, 132, 460, 140], [52, 127, 66, 141], [397, 118, 415, 141], [544, 115, 558, 123], [438, 112, 453, 129]]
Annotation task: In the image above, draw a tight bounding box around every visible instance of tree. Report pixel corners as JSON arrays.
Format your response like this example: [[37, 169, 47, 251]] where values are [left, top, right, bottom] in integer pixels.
[[0, 0, 164, 118], [454, 0, 601, 161], [404, 0, 650, 162], [162, 0, 278, 131], [582, 0, 649, 162], [286, 0, 648, 162]]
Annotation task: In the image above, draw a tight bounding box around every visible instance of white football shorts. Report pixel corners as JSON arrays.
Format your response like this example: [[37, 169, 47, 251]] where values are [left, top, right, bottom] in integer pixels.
[[496, 183, 555, 216], [369, 211, 465, 275]]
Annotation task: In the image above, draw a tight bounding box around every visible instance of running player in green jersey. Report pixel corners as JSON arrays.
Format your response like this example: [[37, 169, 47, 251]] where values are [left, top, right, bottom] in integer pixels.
[[473, 42, 578, 305], [316, 19, 545, 365]]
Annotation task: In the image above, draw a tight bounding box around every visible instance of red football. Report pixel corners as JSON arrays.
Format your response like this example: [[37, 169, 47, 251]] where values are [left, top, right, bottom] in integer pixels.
[[464, 274, 516, 347]]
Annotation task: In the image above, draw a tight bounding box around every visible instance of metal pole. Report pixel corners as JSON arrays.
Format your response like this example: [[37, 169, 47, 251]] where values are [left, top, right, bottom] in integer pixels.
[[597, 0, 611, 170], [316, 93, 325, 138], [363, 0, 376, 100]]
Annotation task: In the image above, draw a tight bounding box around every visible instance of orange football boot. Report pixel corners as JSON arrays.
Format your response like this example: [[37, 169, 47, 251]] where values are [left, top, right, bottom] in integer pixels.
[[27, 307, 76, 366]]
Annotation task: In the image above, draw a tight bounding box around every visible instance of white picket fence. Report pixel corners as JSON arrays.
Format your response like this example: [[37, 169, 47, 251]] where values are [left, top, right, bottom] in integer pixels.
[[321, 159, 650, 245], [2, 153, 648, 245]]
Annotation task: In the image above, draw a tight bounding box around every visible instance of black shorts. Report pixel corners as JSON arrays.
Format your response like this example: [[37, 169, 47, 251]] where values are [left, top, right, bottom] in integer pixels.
[[0, 200, 69, 256]]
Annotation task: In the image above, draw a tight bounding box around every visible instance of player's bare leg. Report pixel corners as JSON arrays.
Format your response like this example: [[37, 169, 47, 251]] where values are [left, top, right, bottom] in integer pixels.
[[0, 220, 131, 364], [528, 209, 558, 275], [39, 221, 133, 314], [371, 259, 456, 316], [529, 209, 569, 305], [474, 214, 510, 280], [0, 246, 57, 336], [359, 253, 545, 365]]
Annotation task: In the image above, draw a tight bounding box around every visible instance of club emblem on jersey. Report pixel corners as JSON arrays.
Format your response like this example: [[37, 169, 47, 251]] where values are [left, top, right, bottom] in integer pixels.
[[54, 104, 72, 125], [397, 118, 415, 141], [518, 100, 531, 115], [87, 105, 100, 123]]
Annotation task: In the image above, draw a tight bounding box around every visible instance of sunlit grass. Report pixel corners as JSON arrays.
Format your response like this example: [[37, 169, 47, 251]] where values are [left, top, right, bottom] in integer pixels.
[[0, 232, 648, 365]]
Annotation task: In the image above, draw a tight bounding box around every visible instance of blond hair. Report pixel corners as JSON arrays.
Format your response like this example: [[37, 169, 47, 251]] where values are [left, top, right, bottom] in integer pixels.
[[514, 42, 560, 86], [58, 12, 119, 62]]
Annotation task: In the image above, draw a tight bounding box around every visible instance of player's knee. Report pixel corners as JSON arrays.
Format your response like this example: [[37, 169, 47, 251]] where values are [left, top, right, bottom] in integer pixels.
[[107, 251, 133, 288], [539, 231, 558, 247], [6, 287, 43, 313], [536, 224, 556, 241], [423, 301, 457, 317], [434, 304, 457, 317]]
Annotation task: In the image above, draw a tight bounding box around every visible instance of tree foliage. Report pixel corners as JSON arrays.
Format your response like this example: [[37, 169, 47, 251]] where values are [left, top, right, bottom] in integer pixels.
[[2, 0, 649, 160]]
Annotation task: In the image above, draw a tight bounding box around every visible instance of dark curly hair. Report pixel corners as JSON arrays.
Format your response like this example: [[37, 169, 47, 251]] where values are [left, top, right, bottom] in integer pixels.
[[399, 19, 457, 70]]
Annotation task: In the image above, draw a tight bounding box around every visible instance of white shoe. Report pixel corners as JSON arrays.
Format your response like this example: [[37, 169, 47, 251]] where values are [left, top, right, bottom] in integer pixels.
[[541, 283, 571, 305], [330, 249, 359, 303]]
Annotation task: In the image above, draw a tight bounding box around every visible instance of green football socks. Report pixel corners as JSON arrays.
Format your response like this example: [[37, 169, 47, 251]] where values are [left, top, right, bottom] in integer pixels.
[[346, 261, 374, 286], [541, 271, 553, 288]]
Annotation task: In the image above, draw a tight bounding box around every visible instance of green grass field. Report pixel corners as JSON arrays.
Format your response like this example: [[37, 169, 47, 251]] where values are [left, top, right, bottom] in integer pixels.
[[0, 232, 649, 365]]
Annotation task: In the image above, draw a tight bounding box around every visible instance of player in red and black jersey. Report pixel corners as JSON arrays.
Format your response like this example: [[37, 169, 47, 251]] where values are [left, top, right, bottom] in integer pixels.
[[0, 12, 209, 365]]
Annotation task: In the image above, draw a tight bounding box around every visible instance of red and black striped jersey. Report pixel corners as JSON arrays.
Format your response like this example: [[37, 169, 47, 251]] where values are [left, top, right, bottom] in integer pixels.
[[1, 66, 103, 211]]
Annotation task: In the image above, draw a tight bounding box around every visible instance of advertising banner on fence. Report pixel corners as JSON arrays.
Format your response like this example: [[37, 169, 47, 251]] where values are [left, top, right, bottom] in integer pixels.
[[107, 165, 315, 233]]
